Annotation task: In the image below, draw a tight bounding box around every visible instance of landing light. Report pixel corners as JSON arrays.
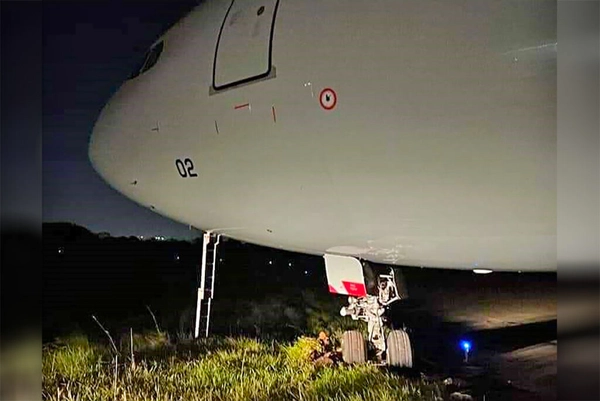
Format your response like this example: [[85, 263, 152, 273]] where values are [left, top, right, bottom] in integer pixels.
[[473, 268, 493, 274]]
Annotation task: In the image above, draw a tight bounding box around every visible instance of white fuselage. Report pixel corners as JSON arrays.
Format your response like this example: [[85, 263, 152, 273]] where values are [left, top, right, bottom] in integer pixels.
[[89, 0, 557, 271]]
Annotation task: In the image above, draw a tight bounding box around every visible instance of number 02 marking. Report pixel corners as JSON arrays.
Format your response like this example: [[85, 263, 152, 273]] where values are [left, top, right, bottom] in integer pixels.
[[175, 158, 198, 178]]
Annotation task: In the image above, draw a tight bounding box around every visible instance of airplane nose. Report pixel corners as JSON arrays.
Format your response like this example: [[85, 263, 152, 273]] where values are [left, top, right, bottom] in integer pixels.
[[89, 84, 158, 197], [88, 111, 103, 169], [88, 103, 114, 184], [88, 94, 129, 190]]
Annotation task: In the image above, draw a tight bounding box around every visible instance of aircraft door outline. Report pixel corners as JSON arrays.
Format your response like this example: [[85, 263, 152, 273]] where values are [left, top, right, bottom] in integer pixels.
[[212, 0, 280, 92]]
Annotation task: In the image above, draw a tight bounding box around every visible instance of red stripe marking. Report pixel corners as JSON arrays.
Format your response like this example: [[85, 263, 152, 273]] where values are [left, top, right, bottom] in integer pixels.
[[234, 103, 250, 110], [328, 285, 338, 294], [341, 281, 366, 297]]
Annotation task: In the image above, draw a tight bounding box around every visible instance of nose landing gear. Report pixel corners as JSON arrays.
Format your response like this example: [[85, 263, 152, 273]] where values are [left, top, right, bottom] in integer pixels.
[[339, 268, 413, 367]]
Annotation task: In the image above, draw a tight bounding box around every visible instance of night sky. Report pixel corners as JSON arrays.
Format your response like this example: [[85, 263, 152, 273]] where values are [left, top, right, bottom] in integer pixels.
[[43, 2, 200, 239]]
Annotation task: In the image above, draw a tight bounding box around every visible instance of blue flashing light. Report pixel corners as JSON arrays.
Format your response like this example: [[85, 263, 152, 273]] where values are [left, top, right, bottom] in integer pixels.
[[460, 340, 471, 352]]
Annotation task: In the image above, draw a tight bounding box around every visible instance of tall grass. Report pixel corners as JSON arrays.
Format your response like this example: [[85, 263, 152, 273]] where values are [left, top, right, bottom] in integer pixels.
[[43, 333, 443, 401]]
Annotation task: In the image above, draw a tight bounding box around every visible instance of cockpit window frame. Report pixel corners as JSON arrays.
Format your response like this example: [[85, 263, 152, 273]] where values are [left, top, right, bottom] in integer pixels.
[[128, 40, 165, 80]]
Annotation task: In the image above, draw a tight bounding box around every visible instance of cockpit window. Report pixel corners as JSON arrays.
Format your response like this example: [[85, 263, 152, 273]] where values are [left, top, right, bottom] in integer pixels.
[[128, 41, 164, 79]]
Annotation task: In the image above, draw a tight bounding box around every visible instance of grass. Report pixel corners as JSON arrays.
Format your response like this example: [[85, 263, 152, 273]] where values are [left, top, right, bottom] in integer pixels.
[[43, 333, 444, 401]]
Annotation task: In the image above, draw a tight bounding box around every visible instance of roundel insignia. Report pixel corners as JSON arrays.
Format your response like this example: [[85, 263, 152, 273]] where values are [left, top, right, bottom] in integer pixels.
[[319, 88, 337, 110]]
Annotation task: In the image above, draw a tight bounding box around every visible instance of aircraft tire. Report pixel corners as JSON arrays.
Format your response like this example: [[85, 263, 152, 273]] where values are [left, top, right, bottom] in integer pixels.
[[386, 329, 413, 368], [341, 330, 367, 364]]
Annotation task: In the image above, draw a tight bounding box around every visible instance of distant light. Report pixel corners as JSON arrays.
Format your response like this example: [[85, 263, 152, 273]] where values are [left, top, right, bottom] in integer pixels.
[[304, 270, 308, 275], [473, 268, 493, 274], [288, 262, 292, 267], [460, 340, 471, 351], [268, 260, 273, 265], [58, 247, 64, 254]]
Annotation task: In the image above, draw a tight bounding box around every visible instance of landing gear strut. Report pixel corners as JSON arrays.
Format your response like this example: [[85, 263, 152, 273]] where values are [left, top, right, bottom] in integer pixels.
[[339, 267, 413, 367]]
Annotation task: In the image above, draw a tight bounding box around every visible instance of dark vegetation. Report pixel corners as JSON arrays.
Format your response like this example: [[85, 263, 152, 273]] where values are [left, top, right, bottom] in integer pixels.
[[43, 222, 355, 343], [41, 223, 446, 400]]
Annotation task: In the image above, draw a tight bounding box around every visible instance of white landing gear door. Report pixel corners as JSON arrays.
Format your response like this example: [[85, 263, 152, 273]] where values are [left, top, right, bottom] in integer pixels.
[[213, 0, 279, 90], [323, 254, 367, 297]]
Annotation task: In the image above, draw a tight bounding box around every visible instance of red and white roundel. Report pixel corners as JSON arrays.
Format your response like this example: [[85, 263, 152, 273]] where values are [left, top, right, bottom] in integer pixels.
[[319, 88, 337, 110]]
